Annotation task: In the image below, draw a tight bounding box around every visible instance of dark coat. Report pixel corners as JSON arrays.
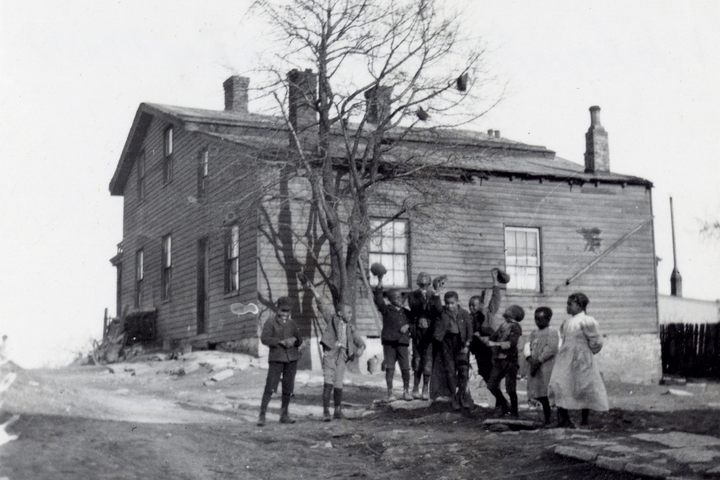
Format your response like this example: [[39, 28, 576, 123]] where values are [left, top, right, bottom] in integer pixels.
[[261, 315, 303, 363], [373, 288, 411, 345], [434, 307, 474, 345]]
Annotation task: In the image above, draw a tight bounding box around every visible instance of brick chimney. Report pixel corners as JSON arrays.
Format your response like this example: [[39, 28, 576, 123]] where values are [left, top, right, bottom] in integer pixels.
[[584, 106, 610, 173], [364, 86, 393, 125], [223, 76, 249, 113], [287, 69, 317, 149]]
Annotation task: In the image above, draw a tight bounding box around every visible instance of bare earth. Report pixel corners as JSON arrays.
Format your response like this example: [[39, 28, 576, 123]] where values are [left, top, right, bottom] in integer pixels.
[[1, 353, 719, 480]]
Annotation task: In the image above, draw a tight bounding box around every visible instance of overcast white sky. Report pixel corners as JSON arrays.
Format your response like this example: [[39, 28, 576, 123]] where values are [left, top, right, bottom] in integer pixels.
[[1, 0, 719, 368]]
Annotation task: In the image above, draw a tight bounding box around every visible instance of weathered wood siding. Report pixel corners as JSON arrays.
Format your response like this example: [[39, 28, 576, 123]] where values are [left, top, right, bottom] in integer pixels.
[[256, 171, 657, 339], [406, 175, 658, 336], [119, 119, 259, 345]]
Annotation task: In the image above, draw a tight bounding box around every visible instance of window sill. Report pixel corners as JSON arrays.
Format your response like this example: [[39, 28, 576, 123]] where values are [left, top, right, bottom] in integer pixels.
[[224, 290, 240, 299], [506, 291, 546, 298]]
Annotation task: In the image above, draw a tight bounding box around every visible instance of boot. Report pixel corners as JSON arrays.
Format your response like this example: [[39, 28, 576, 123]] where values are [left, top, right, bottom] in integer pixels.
[[509, 392, 519, 418], [333, 388, 345, 419], [557, 408, 575, 429], [386, 387, 397, 402], [451, 394, 461, 410], [279, 394, 296, 424], [403, 388, 413, 401], [421, 375, 430, 400], [412, 373, 422, 399], [385, 370, 396, 402], [257, 390, 271, 427], [580, 409, 590, 427], [322, 383, 333, 422]]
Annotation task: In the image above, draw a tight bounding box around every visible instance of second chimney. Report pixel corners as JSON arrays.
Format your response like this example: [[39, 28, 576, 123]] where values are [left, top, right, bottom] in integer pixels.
[[223, 76, 249, 113], [364, 86, 393, 125], [584, 105, 610, 173], [287, 69, 318, 149]]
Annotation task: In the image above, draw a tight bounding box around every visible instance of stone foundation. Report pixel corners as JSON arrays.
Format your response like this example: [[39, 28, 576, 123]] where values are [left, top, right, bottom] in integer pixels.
[[595, 333, 662, 384]]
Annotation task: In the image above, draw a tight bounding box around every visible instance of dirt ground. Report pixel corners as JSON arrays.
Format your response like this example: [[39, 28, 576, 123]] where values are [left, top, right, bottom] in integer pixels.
[[1, 353, 719, 480]]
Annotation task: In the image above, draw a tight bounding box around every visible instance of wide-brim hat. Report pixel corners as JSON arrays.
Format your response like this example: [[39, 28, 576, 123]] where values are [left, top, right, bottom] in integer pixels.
[[496, 269, 511, 284], [370, 262, 387, 277]]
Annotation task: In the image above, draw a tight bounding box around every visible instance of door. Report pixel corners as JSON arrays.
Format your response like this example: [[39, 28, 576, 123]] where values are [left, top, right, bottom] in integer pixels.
[[197, 237, 209, 334]]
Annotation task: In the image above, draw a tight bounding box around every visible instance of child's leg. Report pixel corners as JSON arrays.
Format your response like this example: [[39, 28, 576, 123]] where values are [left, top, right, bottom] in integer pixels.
[[333, 350, 347, 418], [581, 408, 590, 426], [504, 364, 519, 417], [398, 344, 412, 400], [261, 362, 283, 410], [279, 361, 298, 423], [487, 362, 509, 414], [383, 344, 397, 399], [537, 396, 552, 424], [557, 407, 575, 428]]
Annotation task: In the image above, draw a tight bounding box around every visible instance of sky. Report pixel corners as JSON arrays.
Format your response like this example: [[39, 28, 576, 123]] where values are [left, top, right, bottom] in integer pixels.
[[1, 0, 718, 368]]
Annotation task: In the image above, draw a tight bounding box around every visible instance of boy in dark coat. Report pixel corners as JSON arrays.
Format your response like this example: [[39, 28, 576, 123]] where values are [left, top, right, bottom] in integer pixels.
[[258, 296, 303, 426], [373, 276, 413, 401], [301, 277, 366, 421], [407, 272, 438, 399], [482, 304, 524, 417], [468, 270, 503, 384], [431, 291, 474, 409]]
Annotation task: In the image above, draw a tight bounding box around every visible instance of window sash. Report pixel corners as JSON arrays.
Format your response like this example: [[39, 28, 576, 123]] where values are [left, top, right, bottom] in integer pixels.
[[369, 219, 409, 288], [135, 250, 144, 281], [137, 152, 145, 200], [225, 225, 240, 292], [164, 127, 173, 156], [505, 227, 541, 292]]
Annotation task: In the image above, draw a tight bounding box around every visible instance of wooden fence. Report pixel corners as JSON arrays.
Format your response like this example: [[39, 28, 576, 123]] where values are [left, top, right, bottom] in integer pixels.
[[660, 322, 720, 379]]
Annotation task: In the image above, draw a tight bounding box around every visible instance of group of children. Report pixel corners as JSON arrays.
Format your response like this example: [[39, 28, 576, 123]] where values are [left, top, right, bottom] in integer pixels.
[[257, 268, 609, 428]]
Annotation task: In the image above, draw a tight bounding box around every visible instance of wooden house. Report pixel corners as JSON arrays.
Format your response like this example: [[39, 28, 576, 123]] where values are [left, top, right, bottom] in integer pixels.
[[109, 72, 661, 383]]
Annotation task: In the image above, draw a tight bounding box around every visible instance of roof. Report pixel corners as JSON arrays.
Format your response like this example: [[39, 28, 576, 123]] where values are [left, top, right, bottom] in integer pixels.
[[109, 102, 652, 195]]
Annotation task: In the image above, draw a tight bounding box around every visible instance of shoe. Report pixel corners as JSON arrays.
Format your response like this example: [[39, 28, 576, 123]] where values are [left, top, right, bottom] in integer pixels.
[[386, 389, 397, 402], [451, 396, 461, 411], [279, 414, 296, 424], [421, 383, 430, 401], [403, 389, 413, 401], [412, 387, 422, 399], [257, 413, 266, 427], [323, 409, 332, 422], [333, 407, 345, 420]]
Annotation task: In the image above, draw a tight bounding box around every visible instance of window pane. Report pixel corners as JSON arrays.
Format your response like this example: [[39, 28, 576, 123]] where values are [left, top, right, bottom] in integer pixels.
[[202, 150, 209, 177], [231, 226, 240, 257]]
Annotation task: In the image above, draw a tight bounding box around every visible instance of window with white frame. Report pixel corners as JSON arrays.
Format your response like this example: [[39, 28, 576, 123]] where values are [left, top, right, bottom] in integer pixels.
[[369, 219, 408, 288], [163, 126, 174, 184], [504, 227, 542, 292], [198, 148, 209, 199], [161, 235, 172, 300], [135, 249, 144, 307], [225, 225, 240, 292]]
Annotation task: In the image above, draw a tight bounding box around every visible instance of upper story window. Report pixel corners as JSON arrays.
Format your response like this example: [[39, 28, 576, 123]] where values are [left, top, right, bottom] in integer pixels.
[[135, 249, 144, 307], [163, 126, 174, 184], [369, 218, 409, 288], [225, 225, 240, 293], [198, 148, 209, 199], [136, 151, 146, 201], [161, 234, 172, 301], [504, 226, 542, 293]]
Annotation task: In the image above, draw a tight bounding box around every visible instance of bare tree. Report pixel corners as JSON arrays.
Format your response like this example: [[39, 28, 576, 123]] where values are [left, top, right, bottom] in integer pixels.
[[249, 0, 497, 312]]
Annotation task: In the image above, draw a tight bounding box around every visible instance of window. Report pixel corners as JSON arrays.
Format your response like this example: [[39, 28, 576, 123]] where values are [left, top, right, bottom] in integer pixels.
[[135, 249, 144, 307], [163, 126, 174, 184], [136, 151, 145, 201], [504, 227, 542, 292], [198, 148, 209, 199], [161, 235, 172, 300], [225, 225, 240, 292], [369, 219, 409, 287]]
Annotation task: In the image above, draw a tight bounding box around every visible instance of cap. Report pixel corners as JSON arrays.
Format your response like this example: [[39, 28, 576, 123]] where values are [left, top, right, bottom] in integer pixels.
[[276, 296, 292, 311]]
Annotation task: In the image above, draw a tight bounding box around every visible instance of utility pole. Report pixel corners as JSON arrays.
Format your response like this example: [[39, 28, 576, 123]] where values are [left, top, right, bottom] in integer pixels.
[[670, 196, 682, 297]]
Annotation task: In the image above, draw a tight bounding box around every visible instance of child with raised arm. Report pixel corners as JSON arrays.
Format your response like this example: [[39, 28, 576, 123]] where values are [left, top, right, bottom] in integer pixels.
[[373, 272, 413, 401], [300, 275, 365, 421], [483, 305, 524, 417]]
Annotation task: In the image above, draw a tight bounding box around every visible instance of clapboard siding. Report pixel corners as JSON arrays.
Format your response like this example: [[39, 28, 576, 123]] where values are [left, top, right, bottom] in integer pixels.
[[119, 118, 259, 345]]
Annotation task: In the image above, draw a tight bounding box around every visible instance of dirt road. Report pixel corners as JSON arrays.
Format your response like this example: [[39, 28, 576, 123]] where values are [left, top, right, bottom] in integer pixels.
[[1, 355, 718, 479]]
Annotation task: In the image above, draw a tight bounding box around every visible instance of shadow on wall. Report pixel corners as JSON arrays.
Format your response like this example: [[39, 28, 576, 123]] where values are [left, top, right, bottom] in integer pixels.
[[257, 167, 329, 370]]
